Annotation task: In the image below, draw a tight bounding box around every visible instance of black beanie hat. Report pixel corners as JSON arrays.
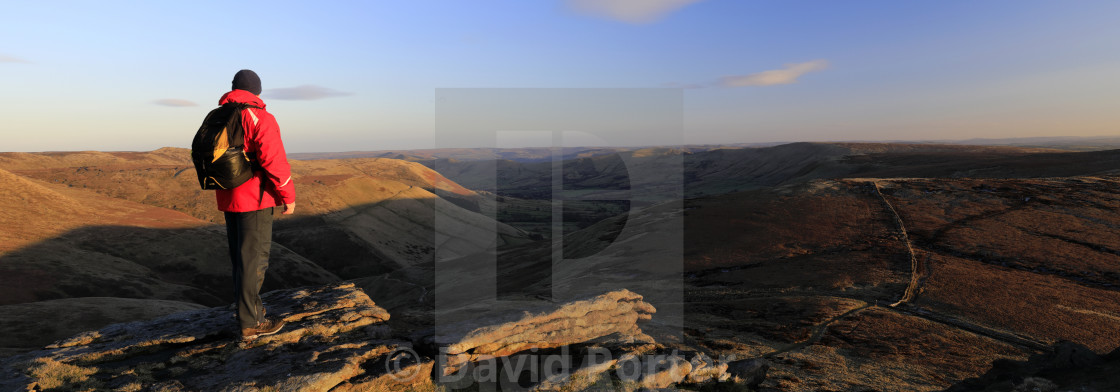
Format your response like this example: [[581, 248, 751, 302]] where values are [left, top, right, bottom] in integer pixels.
[[232, 69, 262, 95]]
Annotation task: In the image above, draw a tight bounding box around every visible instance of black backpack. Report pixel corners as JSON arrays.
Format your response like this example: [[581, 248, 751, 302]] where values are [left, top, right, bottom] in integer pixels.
[[190, 103, 262, 190]]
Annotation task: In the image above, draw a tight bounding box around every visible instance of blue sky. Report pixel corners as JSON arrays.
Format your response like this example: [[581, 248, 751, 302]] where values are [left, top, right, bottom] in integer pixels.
[[2, 0, 1118, 152]]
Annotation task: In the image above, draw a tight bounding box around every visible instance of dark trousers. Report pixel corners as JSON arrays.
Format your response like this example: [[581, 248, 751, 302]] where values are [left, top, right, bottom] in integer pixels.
[[225, 207, 274, 330]]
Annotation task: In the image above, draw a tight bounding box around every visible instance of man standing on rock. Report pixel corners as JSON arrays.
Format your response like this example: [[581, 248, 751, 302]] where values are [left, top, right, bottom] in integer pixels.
[[217, 69, 295, 340]]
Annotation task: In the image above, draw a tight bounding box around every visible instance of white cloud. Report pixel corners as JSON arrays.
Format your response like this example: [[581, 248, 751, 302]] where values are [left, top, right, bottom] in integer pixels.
[[0, 54, 31, 63], [721, 60, 830, 87], [152, 99, 197, 107], [264, 85, 353, 100], [566, 0, 705, 24]]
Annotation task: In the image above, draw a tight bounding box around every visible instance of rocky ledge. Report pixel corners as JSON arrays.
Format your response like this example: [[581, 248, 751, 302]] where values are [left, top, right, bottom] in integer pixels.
[[0, 283, 766, 391]]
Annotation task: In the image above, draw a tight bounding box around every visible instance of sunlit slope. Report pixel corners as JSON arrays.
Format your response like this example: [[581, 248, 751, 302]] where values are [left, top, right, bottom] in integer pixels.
[[0, 148, 220, 222], [2, 149, 480, 223], [0, 167, 339, 307], [0, 167, 218, 305], [0, 147, 191, 170], [0, 162, 343, 356], [2, 149, 527, 280], [0, 167, 96, 250]]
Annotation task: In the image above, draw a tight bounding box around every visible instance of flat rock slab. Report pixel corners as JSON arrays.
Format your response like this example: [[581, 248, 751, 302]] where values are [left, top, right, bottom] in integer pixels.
[[430, 289, 657, 376]]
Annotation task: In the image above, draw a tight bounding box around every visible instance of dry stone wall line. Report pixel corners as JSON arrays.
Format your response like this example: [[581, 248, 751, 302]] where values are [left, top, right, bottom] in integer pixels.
[[896, 307, 1049, 352], [758, 300, 1048, 362]]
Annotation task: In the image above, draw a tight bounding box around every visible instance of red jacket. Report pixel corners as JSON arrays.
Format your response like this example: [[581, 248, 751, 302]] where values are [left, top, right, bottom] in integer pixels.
[[214, 89, 295, 212]]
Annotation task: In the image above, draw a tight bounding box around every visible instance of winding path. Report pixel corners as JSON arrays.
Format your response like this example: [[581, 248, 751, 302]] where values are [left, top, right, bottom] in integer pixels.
[[870, 181, 928, 307], [762, 301, 874, 358]]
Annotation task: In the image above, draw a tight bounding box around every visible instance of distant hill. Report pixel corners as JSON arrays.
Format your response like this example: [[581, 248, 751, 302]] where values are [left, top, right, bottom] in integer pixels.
[[289, 146, 634, 162], [411, 142, 1120, 200], [940, 135, 1120, 151], [286, 135, 1120, 165]]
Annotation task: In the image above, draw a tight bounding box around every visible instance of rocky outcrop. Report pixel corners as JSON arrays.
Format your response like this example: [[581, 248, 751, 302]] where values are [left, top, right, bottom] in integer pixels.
[[0, 284, 747, 391], [425, 290, 743, 390], [0, 283, 425, 392], [433, 289, 656, 368]]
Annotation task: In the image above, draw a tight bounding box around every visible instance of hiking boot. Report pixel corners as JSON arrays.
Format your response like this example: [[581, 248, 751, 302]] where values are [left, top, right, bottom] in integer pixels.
[[241, 319, 285, 340]]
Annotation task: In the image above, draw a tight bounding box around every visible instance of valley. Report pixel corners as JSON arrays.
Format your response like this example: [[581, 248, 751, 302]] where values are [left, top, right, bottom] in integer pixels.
[[2, 142, 1119, 390]]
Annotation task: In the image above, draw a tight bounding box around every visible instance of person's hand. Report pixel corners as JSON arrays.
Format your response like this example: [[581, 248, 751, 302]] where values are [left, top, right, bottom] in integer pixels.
[[282, 202, 296, 215]]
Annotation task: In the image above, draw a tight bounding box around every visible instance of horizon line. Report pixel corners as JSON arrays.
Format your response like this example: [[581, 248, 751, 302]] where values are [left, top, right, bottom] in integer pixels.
[[4, 134, 1120, 154]]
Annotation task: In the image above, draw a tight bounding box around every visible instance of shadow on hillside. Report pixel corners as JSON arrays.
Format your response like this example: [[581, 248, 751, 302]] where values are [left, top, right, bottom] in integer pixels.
[[944, 341, 1120, 391], [0, 223, 342, 309]]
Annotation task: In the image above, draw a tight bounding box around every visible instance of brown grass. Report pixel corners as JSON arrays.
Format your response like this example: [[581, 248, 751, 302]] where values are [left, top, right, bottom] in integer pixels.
[[684, 185, 901, 272], [918, 253, 1120, 352], [25, 357, 99, 390]]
